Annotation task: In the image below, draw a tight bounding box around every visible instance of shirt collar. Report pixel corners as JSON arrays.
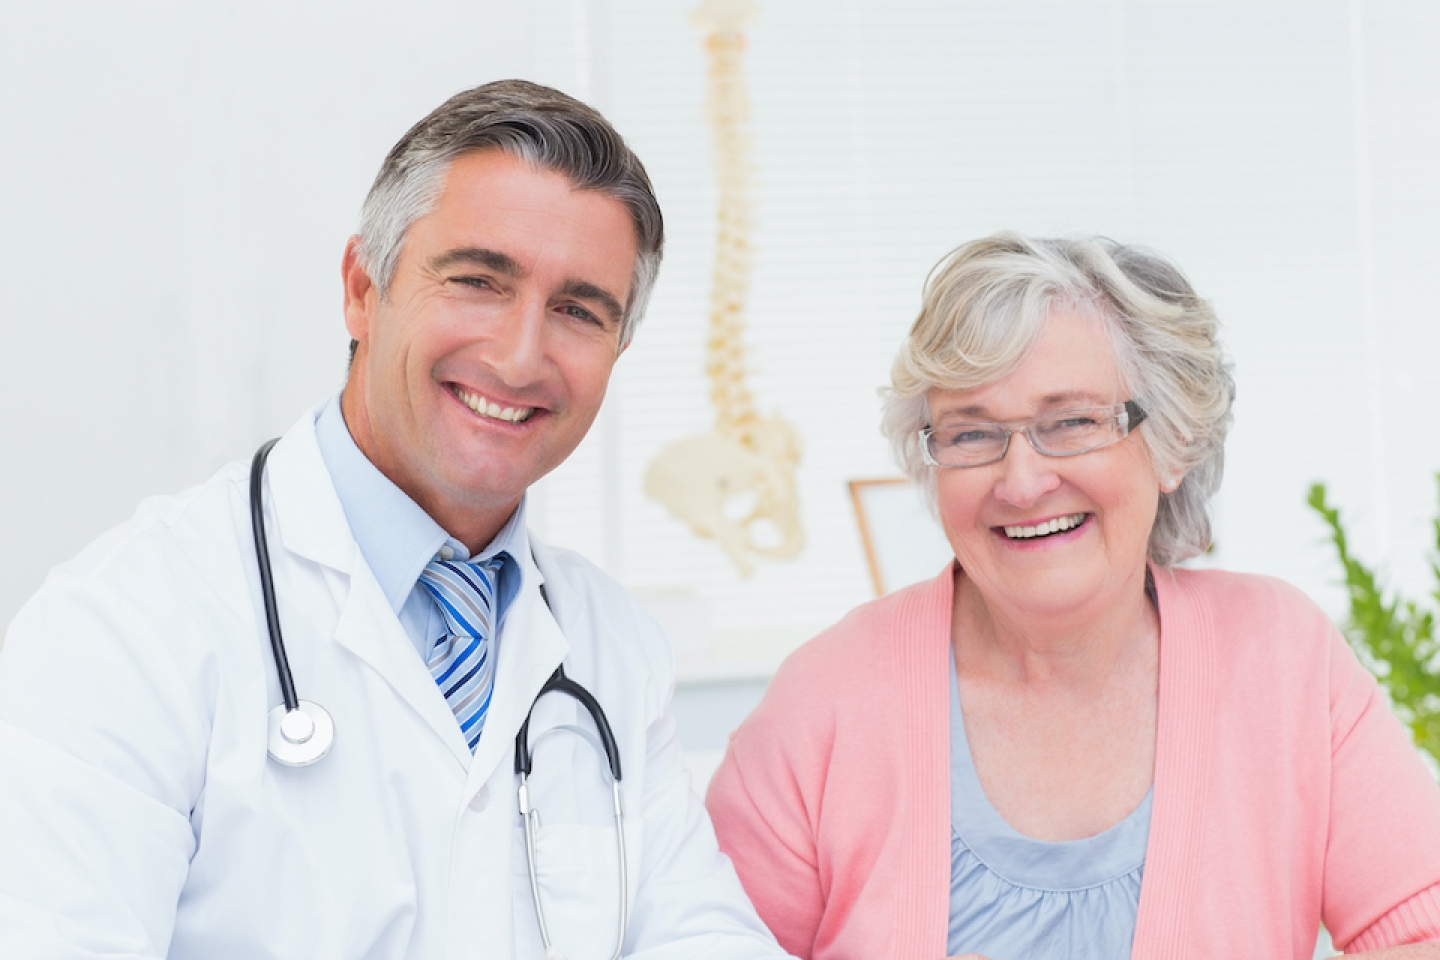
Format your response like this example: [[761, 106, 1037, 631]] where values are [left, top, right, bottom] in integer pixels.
[[313, 394, 530, 618]]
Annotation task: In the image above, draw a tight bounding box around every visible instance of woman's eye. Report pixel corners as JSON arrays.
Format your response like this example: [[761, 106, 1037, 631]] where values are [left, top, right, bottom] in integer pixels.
[[1045, 414, 1102, 432], [949, 427, 1000, 445]]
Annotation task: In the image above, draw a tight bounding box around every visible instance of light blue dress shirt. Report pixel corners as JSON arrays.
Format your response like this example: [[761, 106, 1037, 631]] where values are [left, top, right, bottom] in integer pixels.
[[312, 395, 526, 661], [946, 658, 1150, 960]]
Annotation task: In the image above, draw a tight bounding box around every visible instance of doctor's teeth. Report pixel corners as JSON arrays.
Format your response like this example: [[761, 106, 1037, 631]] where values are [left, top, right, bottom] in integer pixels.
[[456, 388, 533, 423], [1003, 513, 1087, 539]]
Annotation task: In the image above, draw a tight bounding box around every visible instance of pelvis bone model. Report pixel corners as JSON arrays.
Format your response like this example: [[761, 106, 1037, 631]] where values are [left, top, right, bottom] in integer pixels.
[[645, 0, 805, 578]]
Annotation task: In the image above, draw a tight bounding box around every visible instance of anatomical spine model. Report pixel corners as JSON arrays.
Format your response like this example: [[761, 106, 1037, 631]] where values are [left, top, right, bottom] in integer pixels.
[[644, 0, 805, 578]]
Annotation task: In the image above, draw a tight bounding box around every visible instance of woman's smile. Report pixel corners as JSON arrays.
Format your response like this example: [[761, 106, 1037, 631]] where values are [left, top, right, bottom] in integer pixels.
[[995, 511, 1091, 545]]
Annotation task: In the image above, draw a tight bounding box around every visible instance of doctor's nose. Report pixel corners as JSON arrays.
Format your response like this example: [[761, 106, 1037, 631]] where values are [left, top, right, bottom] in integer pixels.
[[486, 299, 551, 386]]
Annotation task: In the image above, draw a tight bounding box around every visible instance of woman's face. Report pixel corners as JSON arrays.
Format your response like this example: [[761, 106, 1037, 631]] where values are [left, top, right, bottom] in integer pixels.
[[930, 305, 1169, 625]]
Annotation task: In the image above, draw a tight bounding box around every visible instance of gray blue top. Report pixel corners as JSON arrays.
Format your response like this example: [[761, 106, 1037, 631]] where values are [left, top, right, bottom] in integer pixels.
[[947, 658, 1150, 960], [312, 395, 526, 660]]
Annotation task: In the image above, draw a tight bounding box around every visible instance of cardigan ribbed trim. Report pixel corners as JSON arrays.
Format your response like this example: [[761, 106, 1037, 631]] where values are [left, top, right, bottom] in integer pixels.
[[1131, 565, 1215, 957], [1348, 883, 1440, 952], [890, 571, 953, 960]]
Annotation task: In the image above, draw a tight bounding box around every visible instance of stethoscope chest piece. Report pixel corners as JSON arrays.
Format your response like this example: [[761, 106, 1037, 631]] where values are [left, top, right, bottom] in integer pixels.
[[267, 700, 335, 767]]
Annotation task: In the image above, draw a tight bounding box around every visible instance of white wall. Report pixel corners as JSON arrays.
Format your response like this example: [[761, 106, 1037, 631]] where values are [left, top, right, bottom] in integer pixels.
[[3, 0, 1438, 652]]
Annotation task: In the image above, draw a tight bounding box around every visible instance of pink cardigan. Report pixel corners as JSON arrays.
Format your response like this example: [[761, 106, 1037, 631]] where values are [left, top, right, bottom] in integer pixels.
[[706, 566, 1440, 959]]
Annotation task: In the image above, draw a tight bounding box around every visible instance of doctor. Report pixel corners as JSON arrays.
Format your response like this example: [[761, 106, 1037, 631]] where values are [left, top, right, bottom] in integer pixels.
[[0, 80, 789, 960]]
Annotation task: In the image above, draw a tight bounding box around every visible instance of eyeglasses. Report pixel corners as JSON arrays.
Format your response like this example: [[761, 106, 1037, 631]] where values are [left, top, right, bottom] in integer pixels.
[[920, 401, 1147, 468]]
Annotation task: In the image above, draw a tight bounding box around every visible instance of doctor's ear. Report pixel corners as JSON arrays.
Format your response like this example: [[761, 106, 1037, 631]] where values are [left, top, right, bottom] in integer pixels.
[[342, 236, 377, 342]]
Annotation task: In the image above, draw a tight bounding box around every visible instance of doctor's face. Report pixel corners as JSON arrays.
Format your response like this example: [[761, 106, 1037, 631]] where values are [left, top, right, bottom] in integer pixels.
[[342, 149, 637, 550]]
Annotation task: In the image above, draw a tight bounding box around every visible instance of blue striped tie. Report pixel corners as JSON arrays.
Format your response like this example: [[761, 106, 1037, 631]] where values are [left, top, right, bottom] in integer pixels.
[[418, 554, 506, 752]]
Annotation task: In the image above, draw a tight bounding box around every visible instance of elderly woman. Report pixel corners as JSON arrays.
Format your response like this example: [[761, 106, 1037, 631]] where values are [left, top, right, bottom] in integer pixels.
[[705, 234, 1440, 960]]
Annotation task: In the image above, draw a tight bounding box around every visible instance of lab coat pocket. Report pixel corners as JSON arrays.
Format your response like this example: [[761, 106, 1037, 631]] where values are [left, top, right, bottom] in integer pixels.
[[527, 819, 642, 960]]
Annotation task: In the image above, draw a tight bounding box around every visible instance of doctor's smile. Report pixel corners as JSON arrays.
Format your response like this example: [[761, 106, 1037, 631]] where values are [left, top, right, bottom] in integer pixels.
[[447, 383, 537, 424]]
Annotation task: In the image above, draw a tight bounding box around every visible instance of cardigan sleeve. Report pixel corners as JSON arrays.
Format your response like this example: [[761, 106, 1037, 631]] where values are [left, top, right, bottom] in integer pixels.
[[706, 671, 828, 960], [705, 578, 955, 960], [1320, 626, 1440, 951]]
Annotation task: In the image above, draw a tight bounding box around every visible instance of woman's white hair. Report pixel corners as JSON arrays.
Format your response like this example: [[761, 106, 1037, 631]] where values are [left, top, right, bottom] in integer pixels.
[[881, 233, 1235, 566]]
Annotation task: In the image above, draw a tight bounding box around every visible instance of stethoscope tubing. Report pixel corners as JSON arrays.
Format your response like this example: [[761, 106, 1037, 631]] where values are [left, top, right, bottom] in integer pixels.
[[515, 665, 628, 960], [515, 666, 623, 781], [250, 438, 299, 713]]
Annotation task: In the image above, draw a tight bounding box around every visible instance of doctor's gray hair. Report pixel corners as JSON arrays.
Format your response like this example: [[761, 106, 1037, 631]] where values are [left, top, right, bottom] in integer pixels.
[[355, 79, 664, 348], [880, 233, 1235, 566]]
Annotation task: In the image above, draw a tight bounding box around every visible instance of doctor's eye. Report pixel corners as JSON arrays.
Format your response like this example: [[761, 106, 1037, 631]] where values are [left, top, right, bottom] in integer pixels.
[[560, 303, 606, 327]]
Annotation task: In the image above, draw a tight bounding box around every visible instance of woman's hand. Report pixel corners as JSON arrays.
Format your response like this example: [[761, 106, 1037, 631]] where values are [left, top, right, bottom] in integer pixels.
[[946, 955, 995, 959]]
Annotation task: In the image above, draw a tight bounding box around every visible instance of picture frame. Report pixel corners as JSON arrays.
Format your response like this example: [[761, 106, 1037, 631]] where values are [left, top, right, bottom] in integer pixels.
[[847, 477, 955, 596]]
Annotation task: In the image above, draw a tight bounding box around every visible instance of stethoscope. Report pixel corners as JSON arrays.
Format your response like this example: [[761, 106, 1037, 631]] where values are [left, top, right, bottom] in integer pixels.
[[515, 664, 629, 960], [251, 439, 337, 767], [249, 438, 629, 959]]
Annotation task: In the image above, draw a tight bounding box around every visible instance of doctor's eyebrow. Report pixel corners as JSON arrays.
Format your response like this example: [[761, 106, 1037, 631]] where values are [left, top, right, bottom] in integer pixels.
[[429, 247, 525, 277]]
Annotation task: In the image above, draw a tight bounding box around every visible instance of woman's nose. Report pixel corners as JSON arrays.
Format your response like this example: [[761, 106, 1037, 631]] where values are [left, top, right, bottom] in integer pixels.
[[991, 432, 1062, 507]]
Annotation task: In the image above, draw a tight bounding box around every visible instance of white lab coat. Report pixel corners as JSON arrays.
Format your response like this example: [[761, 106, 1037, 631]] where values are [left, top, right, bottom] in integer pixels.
[[0, 409, 786, 960]]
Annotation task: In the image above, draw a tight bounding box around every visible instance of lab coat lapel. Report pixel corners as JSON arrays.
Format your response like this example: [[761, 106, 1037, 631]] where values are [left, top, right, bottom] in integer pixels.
[[332, 561, 475, 768], [263, 407, 474, 769], [265, 405, 355, 576], [464, 547, 570, 795]]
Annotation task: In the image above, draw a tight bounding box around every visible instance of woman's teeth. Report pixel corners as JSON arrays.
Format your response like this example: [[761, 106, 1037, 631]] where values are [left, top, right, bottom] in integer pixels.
[[454, 387, 534, 423], [1003, 513, 1087, 540]]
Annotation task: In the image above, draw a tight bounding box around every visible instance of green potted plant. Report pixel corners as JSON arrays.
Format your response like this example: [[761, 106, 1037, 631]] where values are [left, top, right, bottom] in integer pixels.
[[1307, 479, 1440, 769]]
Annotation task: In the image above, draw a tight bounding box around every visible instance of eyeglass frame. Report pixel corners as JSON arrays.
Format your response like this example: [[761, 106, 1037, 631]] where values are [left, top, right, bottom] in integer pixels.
[[919, 400, 1148, 469]]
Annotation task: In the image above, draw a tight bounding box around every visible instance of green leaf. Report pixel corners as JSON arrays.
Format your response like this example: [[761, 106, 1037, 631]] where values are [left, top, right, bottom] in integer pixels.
[[1307, 478, 1440, 772]]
